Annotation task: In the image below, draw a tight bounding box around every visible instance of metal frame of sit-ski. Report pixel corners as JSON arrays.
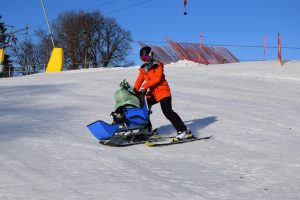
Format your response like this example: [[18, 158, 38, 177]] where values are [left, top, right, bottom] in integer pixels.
[[87, 93, 150, 141]]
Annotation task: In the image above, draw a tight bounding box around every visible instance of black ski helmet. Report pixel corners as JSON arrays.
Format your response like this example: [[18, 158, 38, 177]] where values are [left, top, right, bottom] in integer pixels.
[[140, 46, 154, 61]]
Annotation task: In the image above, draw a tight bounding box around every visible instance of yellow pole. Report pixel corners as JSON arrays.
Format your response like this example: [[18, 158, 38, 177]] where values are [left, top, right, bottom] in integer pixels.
[[0, 48, 4, 72], [45, 48, 64, 72], [0, 48, 5, 63]]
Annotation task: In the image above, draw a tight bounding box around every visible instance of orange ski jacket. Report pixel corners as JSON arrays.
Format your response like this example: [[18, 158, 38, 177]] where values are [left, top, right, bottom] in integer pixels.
[[134, 61, 171, 102]]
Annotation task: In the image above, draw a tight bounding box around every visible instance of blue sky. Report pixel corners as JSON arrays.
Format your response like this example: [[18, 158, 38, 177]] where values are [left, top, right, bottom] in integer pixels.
[[1, 0, 300, 64]]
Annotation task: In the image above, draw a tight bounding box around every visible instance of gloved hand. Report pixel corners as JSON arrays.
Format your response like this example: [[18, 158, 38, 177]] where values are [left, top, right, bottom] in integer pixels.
[[140, 87, 146, 92], [140, 83, 148, 92]]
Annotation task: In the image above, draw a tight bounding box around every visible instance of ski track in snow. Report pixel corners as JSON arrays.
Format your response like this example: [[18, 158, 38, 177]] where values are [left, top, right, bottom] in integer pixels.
[[0, 60, 299, 200]]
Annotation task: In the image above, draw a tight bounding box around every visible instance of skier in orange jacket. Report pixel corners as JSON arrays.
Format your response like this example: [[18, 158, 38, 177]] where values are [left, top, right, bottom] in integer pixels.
[[134, 46, 193, 140]]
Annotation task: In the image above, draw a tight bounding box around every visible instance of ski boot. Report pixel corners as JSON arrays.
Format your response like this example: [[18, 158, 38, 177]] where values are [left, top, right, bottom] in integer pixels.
[[173, 130, 194, 142]]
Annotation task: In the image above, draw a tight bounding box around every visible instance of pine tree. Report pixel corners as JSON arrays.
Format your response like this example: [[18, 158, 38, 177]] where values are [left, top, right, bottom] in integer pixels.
[[0, 16, 13, 78]]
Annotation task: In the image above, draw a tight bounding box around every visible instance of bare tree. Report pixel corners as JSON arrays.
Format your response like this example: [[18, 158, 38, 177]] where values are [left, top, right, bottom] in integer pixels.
[[51, 10, 105, 69], [53, 11, 84, 70], [36, 10, 132, 70], [14, 38, 43, 75], [80, 11, 104, 68], [96, 17, 132, 67]]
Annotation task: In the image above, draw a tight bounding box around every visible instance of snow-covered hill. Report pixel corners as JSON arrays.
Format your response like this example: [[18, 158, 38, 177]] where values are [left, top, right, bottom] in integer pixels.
[[0, 60, 299, 200]]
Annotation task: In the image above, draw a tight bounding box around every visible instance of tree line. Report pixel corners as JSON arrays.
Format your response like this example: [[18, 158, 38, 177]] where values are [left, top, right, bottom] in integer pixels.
[[0, 10, 133, 77]]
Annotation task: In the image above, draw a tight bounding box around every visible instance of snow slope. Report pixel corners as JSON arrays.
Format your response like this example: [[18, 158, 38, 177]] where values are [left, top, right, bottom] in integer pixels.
[[0, 60, 299, 200]]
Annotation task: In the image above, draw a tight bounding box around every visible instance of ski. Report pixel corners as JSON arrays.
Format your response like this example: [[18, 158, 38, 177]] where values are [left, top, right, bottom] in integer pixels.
[[145, 135, 213, 147], [99, 139, 147, 147], [99, 132, 171, 147]]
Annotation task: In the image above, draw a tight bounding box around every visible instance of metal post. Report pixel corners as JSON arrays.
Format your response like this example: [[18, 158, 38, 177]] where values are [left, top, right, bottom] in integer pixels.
[[263, 33, 266, 61], [278, 32, 282, 65], [84, 52, 87, 69], [199, 32, 203, 64], [40, 0, 55, 48]]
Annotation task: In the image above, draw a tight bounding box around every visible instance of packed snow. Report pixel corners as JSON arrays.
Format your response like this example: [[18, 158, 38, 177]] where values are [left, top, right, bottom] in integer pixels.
[[0, 60, 299, 200]]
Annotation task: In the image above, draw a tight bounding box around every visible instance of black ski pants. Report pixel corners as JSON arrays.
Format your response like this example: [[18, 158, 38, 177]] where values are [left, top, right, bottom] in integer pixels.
[[147, 96, 187, 132]]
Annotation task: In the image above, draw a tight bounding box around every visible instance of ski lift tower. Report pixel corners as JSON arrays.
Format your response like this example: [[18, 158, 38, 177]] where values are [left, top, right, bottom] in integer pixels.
[[0, 25, 29, 72]]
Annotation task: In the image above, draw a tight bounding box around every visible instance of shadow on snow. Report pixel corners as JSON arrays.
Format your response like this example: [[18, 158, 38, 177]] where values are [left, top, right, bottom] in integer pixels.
[[157, 116, 218, 137]]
